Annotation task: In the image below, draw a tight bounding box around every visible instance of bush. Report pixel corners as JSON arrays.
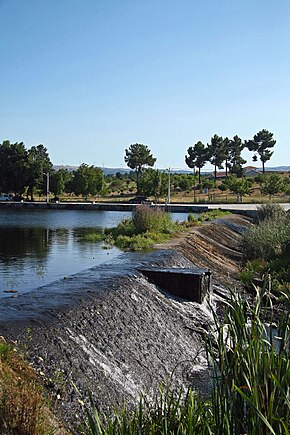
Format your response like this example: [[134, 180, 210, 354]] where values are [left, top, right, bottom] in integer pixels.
[[187, 213, 198, 223], [241, 218, 290, 261], [241, 203, 290, 295], [132, 205, 174, 234], [254, 203, 287, 224], [239, 259, 268, 289]]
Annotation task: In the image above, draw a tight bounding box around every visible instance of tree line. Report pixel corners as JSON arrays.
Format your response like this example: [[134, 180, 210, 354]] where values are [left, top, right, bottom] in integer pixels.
[[185, 129, 276, 184], [0, 129, 278, 200], [123, 129, 277, 199], [0, 140, 104, 200]]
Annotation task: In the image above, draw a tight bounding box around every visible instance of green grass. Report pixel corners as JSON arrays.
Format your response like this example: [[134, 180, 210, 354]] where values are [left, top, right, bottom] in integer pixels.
[[114, 231, 173, 251], [77, 388, 214, 435], [197, 209, 231, 222], [240, 203, 290, 296], [0, 341, 12, 362], [82, 233, 106, 243], [81, 207, 231, 251]]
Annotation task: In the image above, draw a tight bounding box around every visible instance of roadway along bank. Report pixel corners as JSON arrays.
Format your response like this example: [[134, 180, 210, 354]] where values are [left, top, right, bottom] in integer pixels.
[[1, 200, 290, 217]]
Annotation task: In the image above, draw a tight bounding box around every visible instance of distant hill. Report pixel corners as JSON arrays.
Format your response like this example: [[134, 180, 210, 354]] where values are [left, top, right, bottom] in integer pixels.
[[53, 165, 290, 175], [261, 166, 290, 172], [53, 165, 78, 173]]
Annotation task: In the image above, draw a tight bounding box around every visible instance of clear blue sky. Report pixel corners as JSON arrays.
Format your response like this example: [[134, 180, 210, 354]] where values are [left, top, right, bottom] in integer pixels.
[[0, 0, 289, 170]]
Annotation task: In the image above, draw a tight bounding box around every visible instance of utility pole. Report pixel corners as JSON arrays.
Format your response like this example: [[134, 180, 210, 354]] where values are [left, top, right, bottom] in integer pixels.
[[167, 167, 171, 204], [44, 172, 49, 202], [193, 166, 196, 203]]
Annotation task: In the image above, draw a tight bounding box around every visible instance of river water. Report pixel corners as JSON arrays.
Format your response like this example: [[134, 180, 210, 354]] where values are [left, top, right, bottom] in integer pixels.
[[0, 209, 190, 299]]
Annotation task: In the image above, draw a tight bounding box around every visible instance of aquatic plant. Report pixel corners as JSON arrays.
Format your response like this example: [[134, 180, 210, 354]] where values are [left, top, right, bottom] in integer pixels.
[[197, 209, 231, 222], [207, 286, 289, 434]]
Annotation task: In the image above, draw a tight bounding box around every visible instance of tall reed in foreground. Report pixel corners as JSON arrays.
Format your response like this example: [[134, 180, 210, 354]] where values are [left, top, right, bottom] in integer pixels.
[[78, 288, 289, 434], [208, 286, 289, 435]]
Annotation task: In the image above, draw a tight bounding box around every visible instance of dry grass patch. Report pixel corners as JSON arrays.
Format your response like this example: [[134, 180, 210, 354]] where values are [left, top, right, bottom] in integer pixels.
[[0, 339, 68, 435]]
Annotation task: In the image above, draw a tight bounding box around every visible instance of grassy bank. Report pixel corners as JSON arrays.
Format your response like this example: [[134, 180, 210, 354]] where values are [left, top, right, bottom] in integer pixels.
[[82, 206, 231, 251]]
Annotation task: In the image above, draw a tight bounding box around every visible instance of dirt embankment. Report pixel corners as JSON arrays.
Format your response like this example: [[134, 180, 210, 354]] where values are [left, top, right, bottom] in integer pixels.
[[157, 214, 252, 287], [0, 214, 252, 431]]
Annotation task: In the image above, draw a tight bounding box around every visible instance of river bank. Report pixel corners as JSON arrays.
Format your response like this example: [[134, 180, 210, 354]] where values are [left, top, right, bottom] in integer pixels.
[[0, 214, 251, 430]]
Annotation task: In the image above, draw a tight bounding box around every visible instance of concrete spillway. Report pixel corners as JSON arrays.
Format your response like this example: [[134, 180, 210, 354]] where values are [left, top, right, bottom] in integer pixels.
[[0, 215, 251, 430], [0, 250, 213, 429]]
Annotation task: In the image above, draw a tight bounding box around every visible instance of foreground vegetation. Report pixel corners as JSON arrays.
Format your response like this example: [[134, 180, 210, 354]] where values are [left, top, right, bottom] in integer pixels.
[[2, 287, 288, 434], [79, 287, 289, 434], [0, 340, 64, 434], [82, 206, 230, 251], [240, 203, 290, 298]]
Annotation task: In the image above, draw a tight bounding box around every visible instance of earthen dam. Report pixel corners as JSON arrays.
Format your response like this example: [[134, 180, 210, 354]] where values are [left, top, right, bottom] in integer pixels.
[[0, 214, 251, 430]]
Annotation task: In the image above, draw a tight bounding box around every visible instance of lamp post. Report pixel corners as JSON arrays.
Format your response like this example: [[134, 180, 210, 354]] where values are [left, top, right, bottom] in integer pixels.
[[44, 172, 49, 203], [193, 166, 196, 203], [167, 167, 171, 204]]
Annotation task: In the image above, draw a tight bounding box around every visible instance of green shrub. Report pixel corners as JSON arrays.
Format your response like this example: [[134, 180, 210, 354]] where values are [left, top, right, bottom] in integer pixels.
[[132, 205, 174, 234], [239, 259, 268, 288], [241, 217, 290, 262], [187, 213, 198, 223], [254, 203, 287, 224], [241, 204, 290, 294]]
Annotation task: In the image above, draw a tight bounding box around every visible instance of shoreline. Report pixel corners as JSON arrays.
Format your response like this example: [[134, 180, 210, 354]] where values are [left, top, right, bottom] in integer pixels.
[[1, 200, 289, 216]]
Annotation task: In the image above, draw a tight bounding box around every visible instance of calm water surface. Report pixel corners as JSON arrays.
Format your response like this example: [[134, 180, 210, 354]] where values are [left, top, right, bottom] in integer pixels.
[[0, 209, 132, 298], [0, 209, 190, 299]]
